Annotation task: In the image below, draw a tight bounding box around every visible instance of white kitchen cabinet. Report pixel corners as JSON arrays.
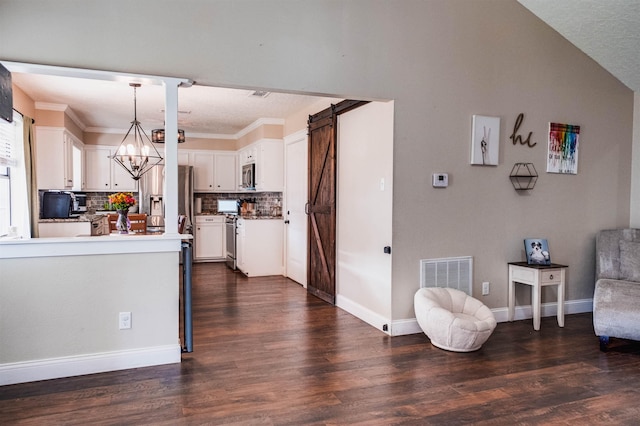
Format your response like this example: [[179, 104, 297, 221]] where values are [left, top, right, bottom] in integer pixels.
[[84, 146, 111, 190], [214, 153, 237, 191], [255, 140, 284, 192], [192, 152, 215, 191], [239, 145, 258, 165], [111, 156, 137, 190], [191, 151, 237, 192], [194, 215, 226, 261], [38, 221, 91, 237], [236, 218, 283, 277], [178, 151, 191, 166], [36, 127, 83, 190], [238, 139, 284, 192], [84, 146, 137, 192]]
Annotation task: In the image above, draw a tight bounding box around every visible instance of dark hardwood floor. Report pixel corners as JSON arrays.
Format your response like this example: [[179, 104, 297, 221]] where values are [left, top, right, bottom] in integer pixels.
[[2, 263, 640, 425]]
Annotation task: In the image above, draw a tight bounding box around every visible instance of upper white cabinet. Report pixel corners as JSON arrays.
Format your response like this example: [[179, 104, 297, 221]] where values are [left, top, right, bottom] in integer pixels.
[[84, 146, 137, 192], [239, 139, 284, 192], [239, 145, 258, 165], [215, 153, 238, 191], [192, 152, 215, 191], [189, 150, 237, 192], [178, 151, 191, 166], [36, 127, 83, 190], [84, 146, 110, 190]]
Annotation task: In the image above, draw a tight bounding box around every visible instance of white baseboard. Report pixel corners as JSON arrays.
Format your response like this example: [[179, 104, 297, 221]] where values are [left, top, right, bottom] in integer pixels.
[[390, 319, 423, 336], [336, 294, 391, 335], [0, 344, 181, 386], [492, 298, 593, 323], [389, 298, 594, 337]]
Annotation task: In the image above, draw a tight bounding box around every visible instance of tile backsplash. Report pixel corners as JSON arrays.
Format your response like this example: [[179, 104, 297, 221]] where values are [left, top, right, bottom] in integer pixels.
[[84, 191, 283, 216], [86, 192, 140, 213], [196, 192, 283, 216]]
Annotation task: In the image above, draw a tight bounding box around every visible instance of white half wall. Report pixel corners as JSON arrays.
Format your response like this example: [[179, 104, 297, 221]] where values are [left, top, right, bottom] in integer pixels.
[[0, 250, 181, 385]]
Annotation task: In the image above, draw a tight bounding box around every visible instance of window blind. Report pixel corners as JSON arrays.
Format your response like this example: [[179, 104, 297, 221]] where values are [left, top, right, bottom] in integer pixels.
[[0, 118, 14, 166]]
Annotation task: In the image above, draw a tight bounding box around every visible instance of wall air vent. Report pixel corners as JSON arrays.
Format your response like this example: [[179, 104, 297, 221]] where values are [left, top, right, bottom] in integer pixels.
[[419, 256, 473, 295]]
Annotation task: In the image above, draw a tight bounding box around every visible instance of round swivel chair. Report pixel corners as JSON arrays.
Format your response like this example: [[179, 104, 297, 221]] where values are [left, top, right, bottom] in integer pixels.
[[414, 287, 496, 352]]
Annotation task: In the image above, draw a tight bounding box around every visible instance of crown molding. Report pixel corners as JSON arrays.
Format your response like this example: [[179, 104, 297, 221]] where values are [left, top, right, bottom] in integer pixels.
[[85, 127, 237, 140], [87, 118, 285, 141], [35, 101, 67, 111], [234, 118, 285, 139], [186, 132, 237, 140], [84, 127, 128, 135], [35, 102, 87, 131]]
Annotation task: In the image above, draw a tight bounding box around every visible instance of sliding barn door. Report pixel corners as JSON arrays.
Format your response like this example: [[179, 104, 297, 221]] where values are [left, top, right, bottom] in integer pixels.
[[307, 100, 367, 304]]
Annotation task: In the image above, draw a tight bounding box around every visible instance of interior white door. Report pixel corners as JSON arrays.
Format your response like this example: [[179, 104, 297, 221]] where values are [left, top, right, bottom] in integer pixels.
[[284, 130, 308, 287]]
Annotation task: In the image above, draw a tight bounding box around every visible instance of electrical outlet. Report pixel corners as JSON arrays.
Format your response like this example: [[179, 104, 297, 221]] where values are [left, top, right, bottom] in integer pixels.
[[119, 312, 131, 330], [482, 282, 490, 296]]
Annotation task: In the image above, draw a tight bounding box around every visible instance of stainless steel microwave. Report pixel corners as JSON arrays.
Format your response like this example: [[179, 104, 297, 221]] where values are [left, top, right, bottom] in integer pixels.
[[241, 163, 255, 190]]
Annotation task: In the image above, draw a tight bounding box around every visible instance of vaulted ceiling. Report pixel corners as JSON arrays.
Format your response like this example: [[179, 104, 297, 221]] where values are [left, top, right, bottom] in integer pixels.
[[519, 0, 640, 92], [8, 1, 639, 139]]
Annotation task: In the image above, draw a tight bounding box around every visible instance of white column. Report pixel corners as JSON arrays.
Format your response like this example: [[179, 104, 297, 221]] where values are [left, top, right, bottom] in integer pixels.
[[162, 79, 181, 235]]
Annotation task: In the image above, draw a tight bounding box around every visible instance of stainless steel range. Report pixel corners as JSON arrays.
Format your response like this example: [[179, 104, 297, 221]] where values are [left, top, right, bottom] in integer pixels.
[[218, 199, 239, 270]]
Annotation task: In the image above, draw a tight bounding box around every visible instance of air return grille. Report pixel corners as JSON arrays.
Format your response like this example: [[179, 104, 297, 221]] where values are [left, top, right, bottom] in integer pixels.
[[420, 256, 473, 295]]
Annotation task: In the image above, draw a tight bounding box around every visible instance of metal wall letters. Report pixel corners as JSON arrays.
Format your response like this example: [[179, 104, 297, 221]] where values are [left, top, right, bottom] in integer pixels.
[[509, 113, 536, 148]]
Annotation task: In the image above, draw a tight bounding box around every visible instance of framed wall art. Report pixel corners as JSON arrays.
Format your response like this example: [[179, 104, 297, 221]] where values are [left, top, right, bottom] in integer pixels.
[[547, 122, 580, 174], [524, 238, 551, 265], [471, 115, 500, 166]]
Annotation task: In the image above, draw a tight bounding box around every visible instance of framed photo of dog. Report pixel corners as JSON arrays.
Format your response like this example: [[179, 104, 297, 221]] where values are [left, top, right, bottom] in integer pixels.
[[524, 238, 551, 265]]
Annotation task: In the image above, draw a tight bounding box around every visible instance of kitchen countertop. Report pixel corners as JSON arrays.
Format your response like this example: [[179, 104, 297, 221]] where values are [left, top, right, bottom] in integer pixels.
[[196, 212, 283, 220], [238, 215, 283, 220], [39, 214, 105, 223]]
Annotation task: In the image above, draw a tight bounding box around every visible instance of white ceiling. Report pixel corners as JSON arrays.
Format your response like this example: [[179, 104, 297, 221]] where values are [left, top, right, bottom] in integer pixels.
[[9, 1, 639, 138], [518, 0, 640, 92], [11, 71, 335, 138]]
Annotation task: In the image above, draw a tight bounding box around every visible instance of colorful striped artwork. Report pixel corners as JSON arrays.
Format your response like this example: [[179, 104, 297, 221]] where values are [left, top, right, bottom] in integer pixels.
[[547, 122, 580, 174]]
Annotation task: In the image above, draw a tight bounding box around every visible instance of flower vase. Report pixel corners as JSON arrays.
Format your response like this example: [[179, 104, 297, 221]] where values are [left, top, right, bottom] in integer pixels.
[[116, 209, 130, 234]]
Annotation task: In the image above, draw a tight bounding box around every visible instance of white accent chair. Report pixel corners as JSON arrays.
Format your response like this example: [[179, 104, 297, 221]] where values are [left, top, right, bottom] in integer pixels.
[[414, 287, 497, 352]]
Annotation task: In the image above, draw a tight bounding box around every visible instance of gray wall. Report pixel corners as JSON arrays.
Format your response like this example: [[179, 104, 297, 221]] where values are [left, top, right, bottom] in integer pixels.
[[1, 252, 179, 364], [0, 0, 633, 321]]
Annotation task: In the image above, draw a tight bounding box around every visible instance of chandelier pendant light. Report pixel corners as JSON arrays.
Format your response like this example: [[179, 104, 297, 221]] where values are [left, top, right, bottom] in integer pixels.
[[111, 83, 163, 181], [151, 128, 186, 144]]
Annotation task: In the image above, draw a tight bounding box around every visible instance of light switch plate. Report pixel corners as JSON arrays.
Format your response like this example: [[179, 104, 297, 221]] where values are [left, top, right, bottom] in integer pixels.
[[432, 173, 449, 187]]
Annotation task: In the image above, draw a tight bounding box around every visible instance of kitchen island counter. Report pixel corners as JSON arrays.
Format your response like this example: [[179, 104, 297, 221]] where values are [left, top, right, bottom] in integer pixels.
[[0, 233, 187, 259]]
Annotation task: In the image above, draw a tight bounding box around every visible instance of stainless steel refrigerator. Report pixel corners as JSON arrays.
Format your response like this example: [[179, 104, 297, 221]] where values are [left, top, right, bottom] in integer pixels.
[[139, 164, 194, 234]]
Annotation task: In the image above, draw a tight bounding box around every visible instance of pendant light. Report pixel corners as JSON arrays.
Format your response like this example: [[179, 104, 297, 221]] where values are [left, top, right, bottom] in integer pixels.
[[111, 83, 163, 181], [151, 128, 186, 144]]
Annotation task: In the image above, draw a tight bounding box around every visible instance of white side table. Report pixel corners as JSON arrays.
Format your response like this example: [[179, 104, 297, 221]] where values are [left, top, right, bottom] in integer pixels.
[[508, 262, 567, 331]]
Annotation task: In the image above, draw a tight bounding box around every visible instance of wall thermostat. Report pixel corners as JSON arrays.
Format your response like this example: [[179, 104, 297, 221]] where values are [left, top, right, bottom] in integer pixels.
[[432, 173, 449, 188]]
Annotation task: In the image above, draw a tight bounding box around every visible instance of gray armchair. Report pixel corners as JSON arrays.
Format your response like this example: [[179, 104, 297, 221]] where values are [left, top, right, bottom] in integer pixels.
[[593, 228, 640, 350]]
